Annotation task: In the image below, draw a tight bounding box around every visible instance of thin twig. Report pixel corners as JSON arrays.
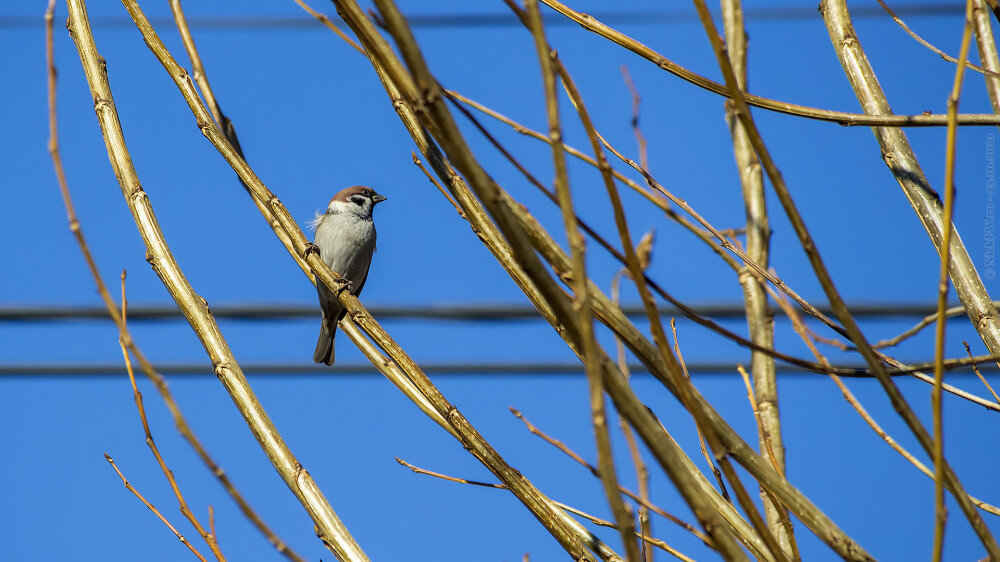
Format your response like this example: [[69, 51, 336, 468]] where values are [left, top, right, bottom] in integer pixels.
[[669, 320, 729, 503], [394, 458, 696, 562], [735, 365, 800, 562], [522, 2, 640, 558], [509, 408, 712, 546], [105, 454, 210, 562], [611, 271, 655, 562], [772, 290, 1000, 518], [292, 0, 364, 53], [964, 341, 1000, 405], [873, 304, 1000, 349], [412, 152, 462, 215], [933, 4, 976, 557], [620, 66, 649, 173], [876, 0, 1000, 78], [209, 506, 216, 546], [537, 0, 1000, 127], [735, 366, 781, 476], [118, 271, 226, 561]]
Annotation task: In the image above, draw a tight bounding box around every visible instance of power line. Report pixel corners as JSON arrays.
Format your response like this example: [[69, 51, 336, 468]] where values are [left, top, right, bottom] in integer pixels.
[[2, 360, 992, 378], [0, 4, 966, 31], [0, 302, 973, 323]]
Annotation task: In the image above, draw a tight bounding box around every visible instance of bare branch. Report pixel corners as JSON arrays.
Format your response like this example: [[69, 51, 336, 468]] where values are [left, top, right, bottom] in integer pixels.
[[105, 454, 210, 562], [692, 0, 998, 553], [394, 458, 696, 562], [65, 2, 369, 558], [932, 4, 976, 557], [118, 271, 225, 561], [538, 0, 1000, 127], [875, 0, 1000, 78], [47, 2, 305, 558]]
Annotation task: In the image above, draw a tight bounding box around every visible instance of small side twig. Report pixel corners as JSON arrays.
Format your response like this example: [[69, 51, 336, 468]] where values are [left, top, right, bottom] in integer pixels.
[[394, 458, 695, 562], [620, 66, 649, 173], [875, 0, 1000, 78], [208, 506, 216, 545], [963, 341, 1000, 405], [105, 453, 209, 562], [118, 271, 226, 561], [772, 291, 1000, 518], [669, 319, 729, 503], [611, 270, 654, 562], [932, 4, 976, 557], [292, 0, 364, 53], [509, 408, 711, 546]]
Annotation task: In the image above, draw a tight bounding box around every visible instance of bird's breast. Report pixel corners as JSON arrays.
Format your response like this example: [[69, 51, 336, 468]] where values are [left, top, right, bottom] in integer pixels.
[[314, 214, 376, 287]]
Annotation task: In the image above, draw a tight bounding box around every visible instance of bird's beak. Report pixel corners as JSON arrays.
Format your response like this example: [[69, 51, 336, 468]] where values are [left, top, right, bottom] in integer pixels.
[[372, 194, 387, 204]]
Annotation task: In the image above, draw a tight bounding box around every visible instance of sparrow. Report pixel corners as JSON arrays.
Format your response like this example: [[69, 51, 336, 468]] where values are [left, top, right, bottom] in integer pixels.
[[310, 186, 387, 365]]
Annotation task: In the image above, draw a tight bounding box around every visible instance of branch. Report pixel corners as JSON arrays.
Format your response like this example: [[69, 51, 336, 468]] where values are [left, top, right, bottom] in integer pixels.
[[538, 0, 1000, 127], [65, 2, 368, 559], [669, 320, 730, 505], [820, 0, 1000, 382], [509, 408, 712, 547], [720, 0, 794, 553], [521, 1, 640, 559], [394, 458, 696, 562], [695, 0, 998, 554], [333, 0, 870, 558], [105, 454, 209, 562], [46, 2, 305, 559], [876, 0, 1000, 79], [772, 289, 1000, 518], [964, 341, 1000, 405], [443, 84, 1000, 408], [121, 2, 621, 559], [973, 0, 1000, 112], [932, 4, 976, 557], [610, 269, 655, 562], [118, 272, 225, 561]]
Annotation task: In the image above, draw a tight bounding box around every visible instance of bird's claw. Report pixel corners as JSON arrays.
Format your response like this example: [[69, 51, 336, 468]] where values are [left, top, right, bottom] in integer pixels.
[[303, 243, 320, 259]]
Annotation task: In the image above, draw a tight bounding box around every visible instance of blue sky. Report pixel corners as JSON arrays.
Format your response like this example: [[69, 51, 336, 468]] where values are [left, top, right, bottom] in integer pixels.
[[2, 0, 999, 560]]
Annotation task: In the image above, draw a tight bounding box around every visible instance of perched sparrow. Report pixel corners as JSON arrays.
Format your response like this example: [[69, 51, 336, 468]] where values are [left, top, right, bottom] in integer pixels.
[[310, 186, 387, 365]]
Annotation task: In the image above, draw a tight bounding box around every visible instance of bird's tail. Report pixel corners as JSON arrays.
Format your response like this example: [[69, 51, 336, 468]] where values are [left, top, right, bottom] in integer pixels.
[[313, 316, 338, 365]]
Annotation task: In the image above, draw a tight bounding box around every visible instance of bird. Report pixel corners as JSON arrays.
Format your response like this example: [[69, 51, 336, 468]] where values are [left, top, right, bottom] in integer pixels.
[[310, 186, 387, 365]]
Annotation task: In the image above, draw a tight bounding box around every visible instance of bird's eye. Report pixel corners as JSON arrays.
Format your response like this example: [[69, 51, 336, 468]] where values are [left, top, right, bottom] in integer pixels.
[[351, 196, 365, 206]]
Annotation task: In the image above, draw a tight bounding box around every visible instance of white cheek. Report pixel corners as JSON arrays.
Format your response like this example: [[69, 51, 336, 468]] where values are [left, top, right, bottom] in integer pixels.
[[328, 201, 353, 214]]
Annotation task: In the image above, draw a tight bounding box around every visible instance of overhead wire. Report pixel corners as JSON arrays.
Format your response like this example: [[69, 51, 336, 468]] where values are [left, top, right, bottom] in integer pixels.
[[0, 4, 969, 30], [0, 302, 979, 322], [2, 361, 995, 377]]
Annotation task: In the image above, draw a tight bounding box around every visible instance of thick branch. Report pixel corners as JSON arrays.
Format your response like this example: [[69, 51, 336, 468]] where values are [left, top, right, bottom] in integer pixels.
[[66, 2, 368, 559]]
